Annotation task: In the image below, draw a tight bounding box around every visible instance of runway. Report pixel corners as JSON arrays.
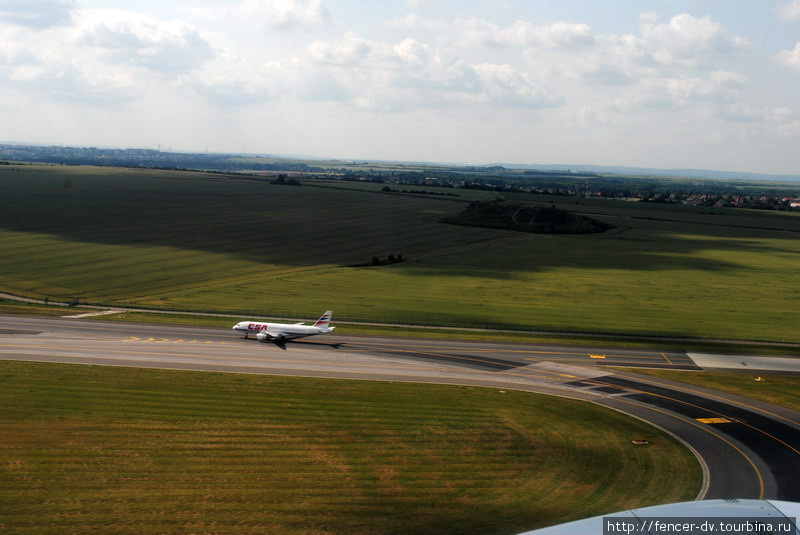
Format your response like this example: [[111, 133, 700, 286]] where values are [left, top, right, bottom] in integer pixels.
[[1, 314, 799, 502]]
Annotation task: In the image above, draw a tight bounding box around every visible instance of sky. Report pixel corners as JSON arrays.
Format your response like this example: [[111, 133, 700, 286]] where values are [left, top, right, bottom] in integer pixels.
[[1, 0, 799, 174]]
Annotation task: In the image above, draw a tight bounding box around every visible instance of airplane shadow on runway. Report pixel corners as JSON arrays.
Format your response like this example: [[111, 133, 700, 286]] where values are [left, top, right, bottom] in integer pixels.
[[290, 340, 346, 350], [241, 338, 346, 351]]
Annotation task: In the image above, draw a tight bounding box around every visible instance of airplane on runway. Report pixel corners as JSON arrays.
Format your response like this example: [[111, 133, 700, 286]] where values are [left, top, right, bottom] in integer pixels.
[[232, 311, 335, 343]]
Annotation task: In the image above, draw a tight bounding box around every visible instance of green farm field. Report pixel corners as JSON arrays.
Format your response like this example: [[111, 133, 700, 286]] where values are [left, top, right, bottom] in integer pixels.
[[0, 360, 700, 535], [1, 164, 798, 342]]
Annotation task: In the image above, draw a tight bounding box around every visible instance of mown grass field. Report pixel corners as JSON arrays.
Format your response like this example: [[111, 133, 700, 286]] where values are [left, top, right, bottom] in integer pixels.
[[0, 360, 699, 535], [1, 164, 798, 342]]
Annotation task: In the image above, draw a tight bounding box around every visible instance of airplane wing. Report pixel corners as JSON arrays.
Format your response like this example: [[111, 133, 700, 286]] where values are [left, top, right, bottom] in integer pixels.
[[519, 499, 800, 535]]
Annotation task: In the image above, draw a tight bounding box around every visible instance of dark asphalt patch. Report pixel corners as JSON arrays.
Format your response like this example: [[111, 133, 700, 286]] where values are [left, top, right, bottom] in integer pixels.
[[605, 361, 701, 371], [592, 386, 627, 394], [370, 349, 523, 371], [0, 329, 42, 335], [565, 380, 596, 388]]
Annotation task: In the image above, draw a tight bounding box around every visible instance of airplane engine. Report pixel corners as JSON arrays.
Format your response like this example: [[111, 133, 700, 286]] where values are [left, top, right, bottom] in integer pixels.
[[256, 332, 270, 342]]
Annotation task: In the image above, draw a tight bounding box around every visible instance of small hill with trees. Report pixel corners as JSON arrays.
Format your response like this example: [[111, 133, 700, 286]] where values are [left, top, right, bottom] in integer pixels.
[[441, 200, 612, 234]]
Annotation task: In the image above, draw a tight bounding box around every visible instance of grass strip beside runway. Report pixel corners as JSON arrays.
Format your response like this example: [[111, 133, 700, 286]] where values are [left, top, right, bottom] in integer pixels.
[[0, 298, 80, 317], [0, 360, 700, 535], [626, 369, 800, 412]]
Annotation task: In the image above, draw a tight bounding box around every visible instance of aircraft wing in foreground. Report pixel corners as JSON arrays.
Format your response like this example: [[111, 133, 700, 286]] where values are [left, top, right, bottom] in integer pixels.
[[520, 499, 800, 535], [232, 311, 334, 342]]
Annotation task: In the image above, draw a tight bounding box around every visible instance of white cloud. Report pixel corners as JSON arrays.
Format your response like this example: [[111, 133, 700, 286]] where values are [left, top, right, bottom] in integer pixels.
[[383, 13, 447, 31], [221, 0, 330, 30], [454, 17, 506, 47], [639, 12, 751, 68], [187, 52, 289, 105], [0, 8, 214, 105], [0, 40, 139, 105], [405, 0, 431, 11], [0, 0, 75, 29], [715, 103, 789, 123], [774, 42, 800, 73], [452, 18, 594, 49], [301, 31, 564, 112], [643, 71, 746, 103], [567, 33, 652, 85], [188, 45, 350, 107], [779, 0, 800, 22], [308, 31, 374, 66], [392, 38, 430, 67], [0, 35, 37, 66], [469, 63, 563, 107], [78, 11, 214, 74], [507, 21, 595, 49], [517, 13, 751, 100]]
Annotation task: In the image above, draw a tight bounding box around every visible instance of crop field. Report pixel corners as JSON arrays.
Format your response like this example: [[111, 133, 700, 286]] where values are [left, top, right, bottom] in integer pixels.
[[0, 164, 798, 342], [0, 360, 699, 535]]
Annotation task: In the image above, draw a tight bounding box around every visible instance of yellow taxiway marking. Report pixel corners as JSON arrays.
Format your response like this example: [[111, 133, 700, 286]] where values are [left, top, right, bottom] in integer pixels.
[[589, 354, 606, 359], [613, 396, 765, 500], [587, 376, 800, 457], [121, 337, 221, 345], [524, 353, 664, 362], [661, 352, 674, 365], [697, 417, 733, 424], [614, 375, 799, 428]]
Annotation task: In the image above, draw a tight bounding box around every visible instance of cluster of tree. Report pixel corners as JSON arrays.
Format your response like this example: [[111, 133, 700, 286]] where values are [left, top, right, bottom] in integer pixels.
[[380, 186, 458, 197], [442, 200, 612, 234], [270, 175, 301, 186], [371, 254, 404, 266]]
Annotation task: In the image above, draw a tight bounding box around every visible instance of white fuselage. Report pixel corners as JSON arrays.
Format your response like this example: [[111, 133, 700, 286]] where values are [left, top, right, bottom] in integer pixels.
[[232, 321, 334, 341]]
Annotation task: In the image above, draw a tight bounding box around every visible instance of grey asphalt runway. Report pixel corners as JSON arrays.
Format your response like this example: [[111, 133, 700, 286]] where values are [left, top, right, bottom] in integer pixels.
[[2, 314, 799, 502]]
